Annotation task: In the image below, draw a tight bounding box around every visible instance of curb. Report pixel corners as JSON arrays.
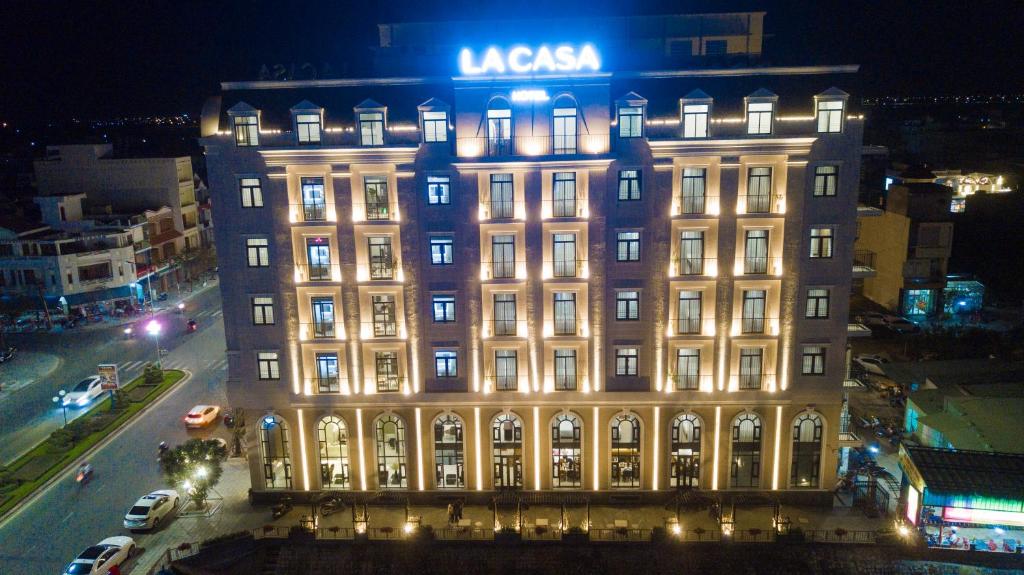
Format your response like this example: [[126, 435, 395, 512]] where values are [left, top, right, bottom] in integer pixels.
[[0, 369, 194, 529]]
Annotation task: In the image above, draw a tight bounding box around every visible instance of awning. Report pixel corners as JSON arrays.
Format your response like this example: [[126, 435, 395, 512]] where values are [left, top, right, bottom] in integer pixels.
[[63, 285, 136, 306]]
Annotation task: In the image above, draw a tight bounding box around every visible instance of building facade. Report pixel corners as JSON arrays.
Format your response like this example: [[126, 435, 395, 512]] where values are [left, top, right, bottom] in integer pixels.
[[203, 21, 863, 502]]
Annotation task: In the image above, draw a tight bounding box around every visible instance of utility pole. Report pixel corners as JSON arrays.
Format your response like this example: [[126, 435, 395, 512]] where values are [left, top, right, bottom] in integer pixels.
[[36, 281, 52, 330]]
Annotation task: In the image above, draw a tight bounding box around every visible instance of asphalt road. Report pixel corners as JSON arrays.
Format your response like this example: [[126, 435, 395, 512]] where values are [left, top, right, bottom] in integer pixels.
[[0, 285, 225, 464], [0, 288, 230, 575]]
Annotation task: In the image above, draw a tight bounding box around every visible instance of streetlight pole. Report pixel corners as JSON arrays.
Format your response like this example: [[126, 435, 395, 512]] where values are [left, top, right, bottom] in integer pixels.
[[146, 319, 162, 369], [52, 390, 68, 426]]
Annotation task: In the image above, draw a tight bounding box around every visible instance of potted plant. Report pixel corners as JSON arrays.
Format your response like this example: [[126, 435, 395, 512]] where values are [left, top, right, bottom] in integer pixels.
[[562, 526, 588, 544], [495, 525, 521, 544]]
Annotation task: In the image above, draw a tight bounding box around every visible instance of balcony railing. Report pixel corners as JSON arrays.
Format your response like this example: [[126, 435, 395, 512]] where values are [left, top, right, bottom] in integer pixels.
[[741, 256, 782, 275], [552, 317, 581, 336], [354, 202, 398, 222], [676, 193, 720, 216], [295, 264, 341, 283], [362, 321, 399, 338], [306, 376, 348, 394], [368, 259, 395, 280], [676, 317, 703, 335], [853, 250, 876, 268], [482, 319, 527, 338], [483, 374, 531, 392], [739, 316, 778, 334], [546, 372, 580, 391], [667, 374, 714, 391], [672, 257, 716, 277], [373, 375, 407, 393], [542, 199, 587, 219], [480, 259, 523, 280], [740, 193, 776, 214], [736, 372, 776, 391], [457, 134, 609, 158], [545, 258, 586, 279], [482, 200, 516, 220], [291, 202, 328, 222], [300, 321, 339, 340]]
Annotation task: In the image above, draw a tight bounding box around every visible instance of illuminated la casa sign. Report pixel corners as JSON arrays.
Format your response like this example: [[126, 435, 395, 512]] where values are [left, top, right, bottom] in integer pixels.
[[459, 44, 601, 76]]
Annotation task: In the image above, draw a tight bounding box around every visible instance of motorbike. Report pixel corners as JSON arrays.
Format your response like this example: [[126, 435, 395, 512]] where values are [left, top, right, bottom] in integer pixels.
[[123, 326, 134, 339], [157, 442, 169, 461], [271, 496, 293, 519], [186, 319, 197, 333], [320, 496, 345, 517], [0, 346, 16, 363], [75, 464, 94, 485]]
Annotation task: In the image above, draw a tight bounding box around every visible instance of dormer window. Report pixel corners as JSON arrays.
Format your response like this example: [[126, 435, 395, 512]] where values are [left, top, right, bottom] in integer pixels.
[[422, 111, 448, 142], [816, 100, 845, 134], [746, 102, 773, 135], [233, 115, 259, 147], [618, 107, 643, 138], [296, 114, 321, 144], [682, 104, 709, 138], [359, 112, 384, 146]]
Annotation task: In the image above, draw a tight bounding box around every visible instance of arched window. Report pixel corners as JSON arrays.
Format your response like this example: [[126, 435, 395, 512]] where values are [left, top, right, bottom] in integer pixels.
[[486, 98, 512, 156], [317, 416, 350, 489], [375, 414, 407, 489], [791, 412, 823, 488], [492, 413, 523, 488], [551, 412, 582, 488], [610, 414, 641, 488], [260, 415, 292, 489], [434, 414, 465, 489], [731, 413, 762, 488], [670, 413, 702, 488], [552, 95, 578, 155]]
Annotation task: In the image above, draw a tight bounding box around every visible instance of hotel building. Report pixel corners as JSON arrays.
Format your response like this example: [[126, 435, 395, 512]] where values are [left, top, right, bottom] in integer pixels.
[[202, 13, 863, 503]]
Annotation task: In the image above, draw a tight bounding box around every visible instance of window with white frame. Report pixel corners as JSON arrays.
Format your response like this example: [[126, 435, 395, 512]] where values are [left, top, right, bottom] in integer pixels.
[[435, 350, 458, 378], [552, 106, 578, 154], [616, 290, 639, 320], [246, 238, 269, 267], [809, 228, 834, 258], [813, 165, 838, 197], [358, 112, 384, 146], [257, 352, 280, 380], [618, 106, 643, 138], [251, 296, 275, 325], [427, 175, 450, 205], [239, 177, 263, 208], [805, 288, 830, 318], [801, 346, 826, 375], [616, 348, 639, 376], [430, 237, 454, 265], [296, 113, 322, 144], [233, 115, 259, 147], [616, 231, 640, 262], [816, 100, 844, 133], [432, 294, 455, 322], [681, 168, 707, 214], [746, 101, 773, 135], [618, 169, 641, 201], [683, 104, 709, 138], [422, 110, 448, 142]]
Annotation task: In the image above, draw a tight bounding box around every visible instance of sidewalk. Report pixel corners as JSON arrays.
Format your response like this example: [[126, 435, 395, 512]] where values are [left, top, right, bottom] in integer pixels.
[[0, 351, 62, 396]]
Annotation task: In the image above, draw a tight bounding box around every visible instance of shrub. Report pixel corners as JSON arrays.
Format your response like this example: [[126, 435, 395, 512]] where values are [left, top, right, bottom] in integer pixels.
[[143, 364, 164, 385]]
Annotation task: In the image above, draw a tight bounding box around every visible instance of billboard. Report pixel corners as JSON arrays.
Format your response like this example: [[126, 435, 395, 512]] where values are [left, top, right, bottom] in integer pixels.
[[98, 363, 120, 390]]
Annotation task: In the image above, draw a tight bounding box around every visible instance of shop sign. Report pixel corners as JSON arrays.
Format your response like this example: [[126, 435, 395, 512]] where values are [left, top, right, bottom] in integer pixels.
[[98, 363, 120, 390], [459, 44, 601, 76]]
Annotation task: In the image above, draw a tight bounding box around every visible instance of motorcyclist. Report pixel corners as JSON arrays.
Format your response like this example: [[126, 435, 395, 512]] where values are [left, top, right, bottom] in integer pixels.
[[186, 319, 197, 332], [158, 441, 169, 454], [76, 462, 93, 483]]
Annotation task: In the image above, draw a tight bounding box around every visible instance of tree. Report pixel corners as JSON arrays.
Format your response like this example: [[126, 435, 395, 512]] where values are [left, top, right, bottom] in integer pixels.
[[143, 363, 163, 385], [159, 438, 228, 509]]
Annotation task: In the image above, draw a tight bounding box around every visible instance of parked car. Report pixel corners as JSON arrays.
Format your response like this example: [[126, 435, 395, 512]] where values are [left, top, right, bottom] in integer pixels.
[[123, 489, 180, 531], [885, 316, 921, 334], [853, 354, 889, 376], [185, 405, 221, 428], [62, 536, 135, 575], [63, 376, 106, 407]]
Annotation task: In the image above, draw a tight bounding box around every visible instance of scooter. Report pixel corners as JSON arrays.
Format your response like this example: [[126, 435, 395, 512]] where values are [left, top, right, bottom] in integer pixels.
[[271, 496, 293, 519], [123, 326, 134, 339], [186, 319, 197, 333], [157, 441, 169, 461], [320, 496, 345, 517], [75, 464, 94, 486]]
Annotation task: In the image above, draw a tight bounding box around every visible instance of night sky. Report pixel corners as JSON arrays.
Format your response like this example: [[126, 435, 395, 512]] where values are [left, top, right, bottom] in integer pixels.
[[1, 0, 1022, 124]]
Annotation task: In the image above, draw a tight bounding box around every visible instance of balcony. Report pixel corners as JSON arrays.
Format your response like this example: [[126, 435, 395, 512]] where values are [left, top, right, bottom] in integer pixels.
[[739, 256, 783, 276], [545, 372, 580, 391], [483, 374, 530, 393], [368, 260, 396, 280], [544, 258, 587, 279], [479, 199, 521, 221], [666, 374, 714, 391], [372, 374, 408, 393], [550, 318, 585, 337], [480, 259, 524, 281], [289, 203, 333, 223], [847, 323, 872, 338], [362, 321, 400, 338], [738, 316, 779, 335], [456, 134, 609, 158], [852, 250, 877, 278], [299, 321, 340, 340], [482, 319, 527, 338], [354, 202, 399, 222], [294, 264, 341, 283], [671, 257, 717, 278], [857, 205, 883, 218], [675, 317, 703, 335], [541, 199, 588, 219], [673, 194, 720, 217], [735, 372, 776, 391], [305, 376, 349, 395], [739, 193, 780, 215]]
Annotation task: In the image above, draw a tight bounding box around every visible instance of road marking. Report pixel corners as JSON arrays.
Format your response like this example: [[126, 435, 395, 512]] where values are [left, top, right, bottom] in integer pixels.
[[211, 310, 223, 317], [62, 511, 74, 522]]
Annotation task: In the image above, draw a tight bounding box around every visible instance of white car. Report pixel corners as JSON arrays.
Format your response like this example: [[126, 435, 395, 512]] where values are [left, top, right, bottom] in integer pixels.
[[185, 404, 221, 428], [853, 354, 889, 376], [63, 376, 106, 407], [62, 536, 135, 575], [123, 489, 180, 530]]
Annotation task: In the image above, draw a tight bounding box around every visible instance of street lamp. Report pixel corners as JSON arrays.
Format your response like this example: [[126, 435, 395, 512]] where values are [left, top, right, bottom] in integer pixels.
[[146, 319, 163, 369], [52, 390, 68, 426]]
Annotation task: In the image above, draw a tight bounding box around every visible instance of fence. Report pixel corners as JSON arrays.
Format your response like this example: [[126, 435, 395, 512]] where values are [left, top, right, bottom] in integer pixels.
[[589, 528, 652, 542], [803, 529, 877, 544]]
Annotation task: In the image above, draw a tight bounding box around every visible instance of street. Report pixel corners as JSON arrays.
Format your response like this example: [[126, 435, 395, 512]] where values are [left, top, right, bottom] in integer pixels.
[[0, 287, 233, 575]]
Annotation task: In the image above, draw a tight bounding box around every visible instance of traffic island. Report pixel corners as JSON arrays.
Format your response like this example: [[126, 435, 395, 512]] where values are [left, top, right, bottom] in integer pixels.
[[0, 368, 186, 518]]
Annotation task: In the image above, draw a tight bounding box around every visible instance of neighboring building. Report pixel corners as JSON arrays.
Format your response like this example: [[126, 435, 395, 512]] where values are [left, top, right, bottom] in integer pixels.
[[932, 170, 1012, 213], [203, 14, 864, 501], [855, 167, 954, 318]]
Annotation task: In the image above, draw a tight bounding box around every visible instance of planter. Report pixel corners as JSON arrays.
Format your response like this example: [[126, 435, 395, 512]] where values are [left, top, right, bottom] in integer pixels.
[[495, 530, 521, 544], [562, 531, 589, 544]]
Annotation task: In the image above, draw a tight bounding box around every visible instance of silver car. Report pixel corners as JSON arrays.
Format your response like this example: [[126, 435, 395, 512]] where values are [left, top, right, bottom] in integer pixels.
[[123, 489, 179, 530]]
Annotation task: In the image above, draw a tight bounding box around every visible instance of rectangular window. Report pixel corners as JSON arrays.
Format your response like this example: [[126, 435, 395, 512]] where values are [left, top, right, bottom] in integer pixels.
[[816, 100, 844, 133], [432, 294, 456, 322], [618, 169, 641, 201], [489, 173, 514, 219], [239, 177, 263, 208], [746, 167, 773, 213], [813, 165, 838, 197], [375, 351, 400, 392], [371, 295, 397, 337], [311, 297, 335, 338], [430, 237, 454, 265], [296, 113, 322, 144], [427, 175, 451, 205], [618, 106, 643, 138], [806, 288, 830, 319], [359, 112, 384, 146], [490, 235, 515, 279], [553, 349, 577, 390], [674, 348, 701, 390], [422, 110, 448, 142], [552, 107, 577, 154], [746, 102, 773, 135], [683, 104, 709, 138], [809, 228, 834, 258], [300, 177, 326, 221], [616, 348, 639, 376], [741, 290, 767, 334], [616, 291, 640, 321], [435, 350, 458, 378], [257, 352, 280, 380], [616, 231, 640, 262], [553, 292, 577, 335], [552, 172, 577, 217], [495, 350, 518, 391], [246, 238, 269, 267], [744, 230, 769, 274], [368, 237, 394, 280], [738, 348, 764, 390], [802, 346, 826, 375], [251, 296, 275, 325], [678, 230, 706, 275], [315, 353, 339, 393], [681, 168, 707, 214], [552, 233, 577, 277], [363, 176, 390, 220], [233, 115, 259, 147], [677, 290, 702, 334], [492, 293, 517, 336], [305, 237, 331, 280], [486, 108, 512, 156]]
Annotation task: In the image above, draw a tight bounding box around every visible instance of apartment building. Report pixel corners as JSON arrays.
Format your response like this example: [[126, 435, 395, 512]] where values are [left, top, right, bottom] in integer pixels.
[[202, 15, 863, 502]]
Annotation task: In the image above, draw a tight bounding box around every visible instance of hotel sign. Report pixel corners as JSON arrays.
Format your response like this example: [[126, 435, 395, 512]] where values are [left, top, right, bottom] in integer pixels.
[[458, 44, 601, 76]]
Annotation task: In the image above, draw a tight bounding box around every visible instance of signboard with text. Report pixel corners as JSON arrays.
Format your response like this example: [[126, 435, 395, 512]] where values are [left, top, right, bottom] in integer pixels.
[[98, 363, 119, 390], [458, 44, 601, 76]]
